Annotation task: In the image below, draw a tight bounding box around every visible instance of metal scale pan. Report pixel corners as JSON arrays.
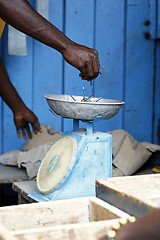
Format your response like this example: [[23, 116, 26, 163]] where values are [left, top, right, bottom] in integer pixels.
[[29, 94, 124, 202], [45, 94, 124, 121]]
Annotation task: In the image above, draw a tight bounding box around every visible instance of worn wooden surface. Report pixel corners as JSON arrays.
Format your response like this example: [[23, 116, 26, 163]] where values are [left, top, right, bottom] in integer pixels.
[[0, 224, 17, 240], [0, 220, 118, 240], [12, 156, 157, 204], [0, 0, 159, 156], [13, 220, 117, 240], [0, 197, 130, 240], [0, 165, 28, 184], [0, 220, 117, 240], [96, 174, 160, 218], [12, 181, 37, 203]]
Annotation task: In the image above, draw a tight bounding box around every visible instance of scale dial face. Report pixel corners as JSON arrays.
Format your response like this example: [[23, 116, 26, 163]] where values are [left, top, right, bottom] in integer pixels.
[[37, 136, 77, 194]]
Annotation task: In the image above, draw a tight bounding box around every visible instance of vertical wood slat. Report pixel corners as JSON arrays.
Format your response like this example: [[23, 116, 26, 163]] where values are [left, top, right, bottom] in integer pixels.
[[153, 41, 160, 143], [0, 99, 2, 155], [124, 0, 155, 142], [33, 0, 64, 131], [158, 0, 160, 38], [94, 0, 125, 132], [0, 39, 2, 154], [148, 0, 160, 39], [63, 0, 95, 132]]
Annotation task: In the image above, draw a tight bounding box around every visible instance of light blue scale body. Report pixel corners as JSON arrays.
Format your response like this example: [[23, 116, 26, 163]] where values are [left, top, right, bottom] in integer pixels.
[[29, 120, 112, 202]]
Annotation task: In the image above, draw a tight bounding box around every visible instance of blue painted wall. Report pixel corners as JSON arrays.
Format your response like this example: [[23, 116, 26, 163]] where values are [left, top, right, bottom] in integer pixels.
[[0, 0, 160, 154]]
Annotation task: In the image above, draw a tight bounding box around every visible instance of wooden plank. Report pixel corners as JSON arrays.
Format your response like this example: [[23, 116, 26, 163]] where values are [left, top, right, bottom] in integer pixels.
[[96, 174, 160, 218], [158, 0, 160, 38], [0, 99, 2, 155], [153, 41, 160, 144], [0, 36, 3, 155], [0, 193, 130, 239], [0, 224, 17, 240], [0, 27, 4, 156], [12, 181, 37, 203], [63, 0, 95, 132], [148, 0, 160, 39], [124, 0, 155, 142], [33, 0, 64, 131], [94, 0, 125, 132], [0, 197, 129, 231], [13, 220, 119, 240], [148, 0, 157, 39], [88, 197, 130, 221], [0, 166, 28, 184], [0, 198, 88, 230]]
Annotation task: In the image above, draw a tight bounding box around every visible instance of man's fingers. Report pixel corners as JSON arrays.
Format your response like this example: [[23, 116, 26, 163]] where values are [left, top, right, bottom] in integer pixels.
[[21, 128, 27, 140], [95, 51, 100, 69], [79, 62, 94, 81], [90, 52, 100, 79], [25, 125, 32, 139], [79, 53, 100, 80], [79, 65, 87, 79], [32, 120, 41, 134], [92, 58, 100, 79], [16, 128, 22, 139], [16, 123, 41, 140], [80, 63, 98, 81], [84, 62, 94, 80], [16, 128, 27, 140], [14, 109, 41, 140]]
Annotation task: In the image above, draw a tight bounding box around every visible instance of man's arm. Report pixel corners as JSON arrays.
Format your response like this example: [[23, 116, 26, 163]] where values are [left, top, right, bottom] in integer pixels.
[[0, 58, 41, 139], [115, 209, 160, 240], [0, 0, 100, 80]]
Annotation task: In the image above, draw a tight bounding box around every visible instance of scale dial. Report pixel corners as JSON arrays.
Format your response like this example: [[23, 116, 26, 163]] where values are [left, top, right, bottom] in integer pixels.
[[37, 136, 77, 195]]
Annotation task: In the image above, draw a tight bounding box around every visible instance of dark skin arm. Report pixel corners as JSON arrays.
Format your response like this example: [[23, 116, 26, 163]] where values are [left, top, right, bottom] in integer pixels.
[[0, 58, 41, 139], [100, 210, 160, 240], [0, 0, 100, 81], [0, 0, 100, 139], [115, 209, 160, 240]]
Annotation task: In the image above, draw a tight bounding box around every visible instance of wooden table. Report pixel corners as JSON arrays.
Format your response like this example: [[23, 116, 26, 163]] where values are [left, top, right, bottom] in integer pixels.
[[0, 165, 29, 206], [12, 159, 156, 205], [0, 165, 28, 184], [12, 148, 158, 205], [12, 181, 37, 204]]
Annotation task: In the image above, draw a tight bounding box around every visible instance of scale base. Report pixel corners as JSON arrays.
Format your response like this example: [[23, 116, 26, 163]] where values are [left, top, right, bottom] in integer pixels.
[[29, 130, 112, 202]]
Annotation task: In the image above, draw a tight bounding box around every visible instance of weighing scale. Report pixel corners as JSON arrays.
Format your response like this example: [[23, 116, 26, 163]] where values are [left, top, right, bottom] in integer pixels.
[[29, 93, 124, 202]]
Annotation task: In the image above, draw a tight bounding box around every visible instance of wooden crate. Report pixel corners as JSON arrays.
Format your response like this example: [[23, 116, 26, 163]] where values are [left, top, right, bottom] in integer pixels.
[[96, 174, 160, 218], [0, 197, 130, 240], [0, 224, 18, 240]]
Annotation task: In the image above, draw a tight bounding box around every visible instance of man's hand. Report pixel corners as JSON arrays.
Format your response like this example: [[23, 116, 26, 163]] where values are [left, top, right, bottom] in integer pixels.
[[0, 57, 41, 140], [14, 107, 41, 140], [0, 0, 100, 81], [62, 42, 100, 81]]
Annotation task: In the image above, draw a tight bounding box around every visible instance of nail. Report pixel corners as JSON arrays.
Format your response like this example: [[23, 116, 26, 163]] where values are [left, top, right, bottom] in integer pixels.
[[99, 65, 105, 69]]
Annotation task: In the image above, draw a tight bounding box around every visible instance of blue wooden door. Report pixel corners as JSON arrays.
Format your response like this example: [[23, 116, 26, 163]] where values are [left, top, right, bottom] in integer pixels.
[[0, 0, 160, 154]]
